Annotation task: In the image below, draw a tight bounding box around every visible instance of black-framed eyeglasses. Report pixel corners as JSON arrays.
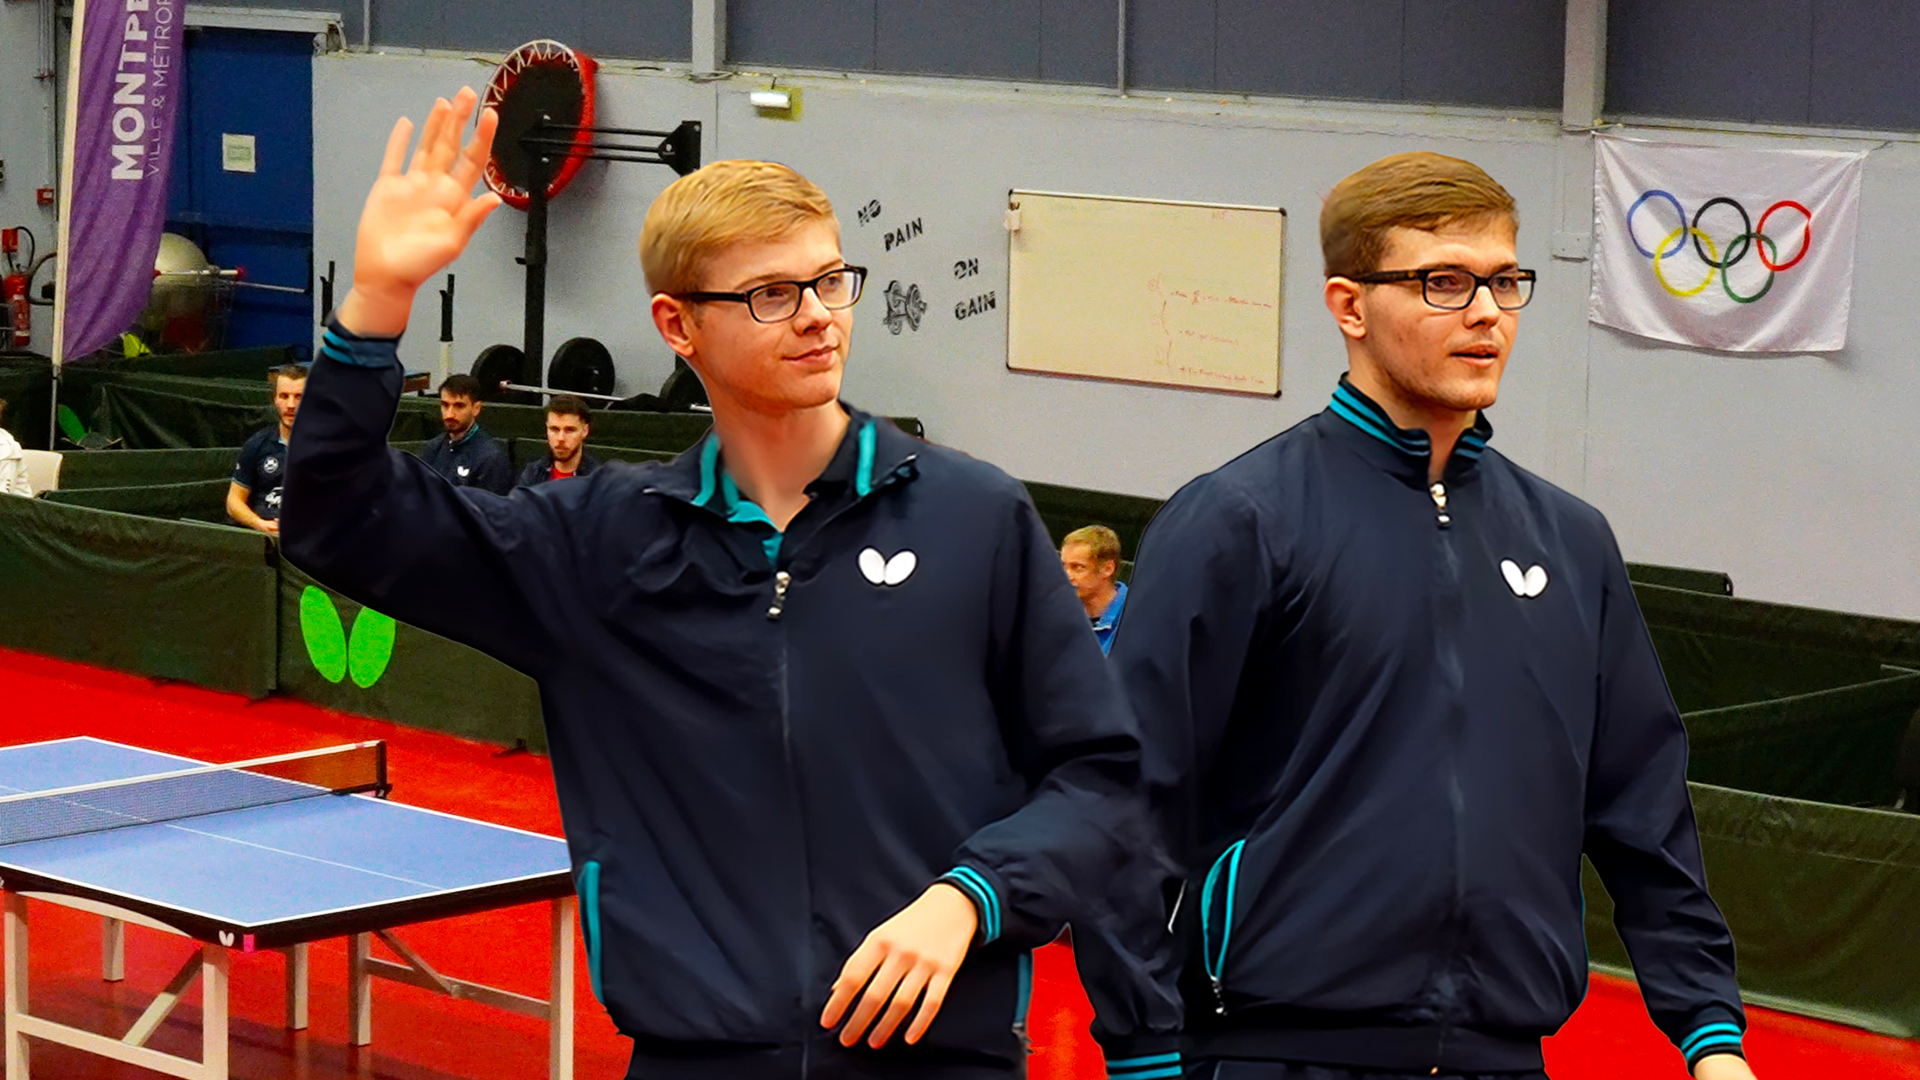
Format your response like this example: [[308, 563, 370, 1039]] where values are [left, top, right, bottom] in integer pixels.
[[671, 266, 868, 323], [1348, 267, 1536, 311]]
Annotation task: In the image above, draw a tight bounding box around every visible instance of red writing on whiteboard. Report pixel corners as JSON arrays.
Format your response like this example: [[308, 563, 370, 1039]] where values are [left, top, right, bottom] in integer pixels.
[[1167, 288, 1275, 309]]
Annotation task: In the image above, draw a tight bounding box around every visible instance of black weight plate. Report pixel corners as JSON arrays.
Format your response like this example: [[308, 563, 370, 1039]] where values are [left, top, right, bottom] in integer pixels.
[[548, 336, 615, 397], [471, 343, 537, 404]]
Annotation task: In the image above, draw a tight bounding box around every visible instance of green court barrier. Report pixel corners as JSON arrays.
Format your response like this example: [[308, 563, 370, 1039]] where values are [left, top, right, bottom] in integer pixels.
[[42, 478, 234, 524], [1585, 783, 1920, 1038], [0, 497, 276, 697], [277, 561, 546, 751], [0, 355, 54, 451], [57, 446, 249, 489], [1626, 562, 1734, 596]]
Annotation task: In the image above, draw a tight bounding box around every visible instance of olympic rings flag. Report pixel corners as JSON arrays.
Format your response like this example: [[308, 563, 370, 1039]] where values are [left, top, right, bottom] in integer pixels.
[[1589, 134, 1865, 353]]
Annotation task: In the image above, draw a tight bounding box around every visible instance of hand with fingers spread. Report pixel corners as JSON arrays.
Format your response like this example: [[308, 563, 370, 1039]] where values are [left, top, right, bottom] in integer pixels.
[[337, 87, 504, 338], [820, 882, 979, 1050]]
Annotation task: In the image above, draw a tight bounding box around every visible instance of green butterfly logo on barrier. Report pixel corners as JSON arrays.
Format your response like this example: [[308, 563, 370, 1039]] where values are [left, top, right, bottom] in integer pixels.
[[299, 586, 397, 688]]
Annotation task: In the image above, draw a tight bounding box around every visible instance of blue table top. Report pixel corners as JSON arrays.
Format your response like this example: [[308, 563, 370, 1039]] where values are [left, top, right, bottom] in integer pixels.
[[0, 737, 571, 942]]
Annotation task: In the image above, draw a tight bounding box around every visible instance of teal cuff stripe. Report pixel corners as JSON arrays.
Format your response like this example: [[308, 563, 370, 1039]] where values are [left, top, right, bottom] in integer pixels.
[[1687, 1037, 1744, 1059], [1108, 1053, 1181, 1068], [943, 866, 1000, 941], [941, 873, 994, 940], [854, 420, 876, 497], [319, 330, 397, 369], [1109, 1068, 1181, 1080], [1680, 1023, 1743, 1057]]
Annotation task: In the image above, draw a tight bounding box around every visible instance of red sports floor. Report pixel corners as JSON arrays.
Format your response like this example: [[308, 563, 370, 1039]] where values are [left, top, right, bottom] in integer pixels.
[[2, 646, 1915, 1079]]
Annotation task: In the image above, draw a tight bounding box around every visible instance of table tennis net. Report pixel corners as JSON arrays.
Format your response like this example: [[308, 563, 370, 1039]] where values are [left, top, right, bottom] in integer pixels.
[[0, 742, 388, 848]]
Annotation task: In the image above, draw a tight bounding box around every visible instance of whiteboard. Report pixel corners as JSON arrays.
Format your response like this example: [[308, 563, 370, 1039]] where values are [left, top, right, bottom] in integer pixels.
[[1006, 190, 1285, 396]]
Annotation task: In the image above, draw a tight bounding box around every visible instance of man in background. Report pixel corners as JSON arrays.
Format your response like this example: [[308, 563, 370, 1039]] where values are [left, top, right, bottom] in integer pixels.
[[227, 364, 306, 533], [516, 393, 601, 488], [1061, 524, 1126, 654], [421, 372, 511, 494]]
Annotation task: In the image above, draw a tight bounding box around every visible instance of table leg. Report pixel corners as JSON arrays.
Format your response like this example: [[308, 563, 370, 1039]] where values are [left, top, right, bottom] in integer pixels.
[[549, 896, 576, 1080], [102, 916, 125, 982], [202, 945, 231, 1080], [285, 942, 310, 1030], [4, 893, 28, 1079], [347, 932, 372, 1046]]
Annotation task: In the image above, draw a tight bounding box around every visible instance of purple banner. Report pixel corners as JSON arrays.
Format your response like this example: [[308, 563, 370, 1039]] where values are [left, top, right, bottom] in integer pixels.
[[57, 0, 182, 364]]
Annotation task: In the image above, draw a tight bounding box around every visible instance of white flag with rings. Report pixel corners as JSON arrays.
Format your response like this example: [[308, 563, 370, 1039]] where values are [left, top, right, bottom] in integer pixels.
[[1588, 133, 1866, 353]]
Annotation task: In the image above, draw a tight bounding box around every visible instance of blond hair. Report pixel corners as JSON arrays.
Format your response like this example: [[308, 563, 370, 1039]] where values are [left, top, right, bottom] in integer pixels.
[[640, 160, 837, 295], [1063, 525, 1121, 567], [1321, 152, 1517, 278]]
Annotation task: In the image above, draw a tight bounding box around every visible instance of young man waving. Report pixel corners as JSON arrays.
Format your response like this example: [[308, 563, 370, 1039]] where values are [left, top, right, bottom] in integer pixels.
[[283, 90, 1146, 1079], [1082, 153, 1756, 1080]]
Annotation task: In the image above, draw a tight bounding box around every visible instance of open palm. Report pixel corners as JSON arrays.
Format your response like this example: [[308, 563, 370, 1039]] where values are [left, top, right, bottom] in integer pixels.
[[354, 88, 503, 299]]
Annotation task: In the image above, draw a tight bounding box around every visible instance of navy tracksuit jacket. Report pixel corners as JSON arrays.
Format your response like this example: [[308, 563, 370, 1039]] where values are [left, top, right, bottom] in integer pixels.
[[281, 323, 1148, 1078], [1080, 378, 1746, 1079]]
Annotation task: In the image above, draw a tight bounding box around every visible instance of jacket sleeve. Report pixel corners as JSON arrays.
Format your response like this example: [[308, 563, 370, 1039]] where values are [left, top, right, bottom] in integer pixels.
[[1073, 476, 1274, 1074], [280, 322, 578, 679], [1585, 528, 1747, 1073], [937, 488, 1154, 959]]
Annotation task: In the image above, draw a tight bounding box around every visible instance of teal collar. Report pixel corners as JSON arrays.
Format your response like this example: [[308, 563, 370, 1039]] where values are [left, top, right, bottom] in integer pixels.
[[1326, 375, 1492, 481], [692, 415, 883, 566]]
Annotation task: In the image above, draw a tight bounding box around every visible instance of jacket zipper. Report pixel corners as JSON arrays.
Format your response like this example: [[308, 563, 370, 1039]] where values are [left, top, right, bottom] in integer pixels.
[[749, 454, 915, 1076], [1430, 468, 1468, 1061]]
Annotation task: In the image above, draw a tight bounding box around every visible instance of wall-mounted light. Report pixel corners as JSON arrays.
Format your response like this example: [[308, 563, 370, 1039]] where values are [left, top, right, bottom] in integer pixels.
[[750, 87, 801, 120]]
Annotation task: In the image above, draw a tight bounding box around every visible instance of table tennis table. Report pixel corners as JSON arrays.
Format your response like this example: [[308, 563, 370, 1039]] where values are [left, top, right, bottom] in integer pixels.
[[0, 736, 578, 1079]]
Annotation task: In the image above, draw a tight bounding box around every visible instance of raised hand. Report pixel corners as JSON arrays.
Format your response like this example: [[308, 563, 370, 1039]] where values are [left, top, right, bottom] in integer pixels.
[[337, 88, 503, 337]]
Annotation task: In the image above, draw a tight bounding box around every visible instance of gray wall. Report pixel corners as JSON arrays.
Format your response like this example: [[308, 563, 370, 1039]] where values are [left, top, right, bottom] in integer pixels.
[[312, 58, 1920, 621], [0, 3, 58, 253]]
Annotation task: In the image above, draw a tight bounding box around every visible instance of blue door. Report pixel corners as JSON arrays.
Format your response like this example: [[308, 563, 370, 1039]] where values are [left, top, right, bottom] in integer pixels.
[[165, 27, 313, 354]]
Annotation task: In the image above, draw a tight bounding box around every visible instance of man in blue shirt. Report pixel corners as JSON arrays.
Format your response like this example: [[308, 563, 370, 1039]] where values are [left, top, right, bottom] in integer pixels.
[[226, 364, 305, 534], [419, 372, 512, 493], [1061, 525, 1127, 654]]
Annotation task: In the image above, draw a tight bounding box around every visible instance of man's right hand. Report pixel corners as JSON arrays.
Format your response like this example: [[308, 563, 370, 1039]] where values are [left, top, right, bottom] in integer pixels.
[[336, 88, 503, 338]]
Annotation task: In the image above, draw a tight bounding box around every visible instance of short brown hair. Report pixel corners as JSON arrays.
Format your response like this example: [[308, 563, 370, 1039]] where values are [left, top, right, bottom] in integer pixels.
[[1321, 152, 1517, 278], [1063, 525, 1121, 567], [269, 364, 307, 389], [546, 394, 592, 425], [640, 160, 837, 295]]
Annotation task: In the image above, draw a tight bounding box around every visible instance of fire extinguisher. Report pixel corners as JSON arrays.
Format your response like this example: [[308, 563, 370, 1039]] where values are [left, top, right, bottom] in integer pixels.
[[1, 274, 28, 351], [2, 226, 33, 351]]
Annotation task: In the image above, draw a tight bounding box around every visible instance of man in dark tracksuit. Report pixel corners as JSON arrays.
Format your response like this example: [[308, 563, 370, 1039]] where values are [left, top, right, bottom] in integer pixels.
[[1079, 154, 1756, 1080], [419, 371, 513, 494], [282, 90, 1146, 1080]]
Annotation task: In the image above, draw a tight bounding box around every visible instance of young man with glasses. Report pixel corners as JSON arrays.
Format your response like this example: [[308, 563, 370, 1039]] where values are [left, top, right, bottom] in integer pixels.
[[283, 90, 1147, 1079], [1081, 153, 1757, 1080]]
